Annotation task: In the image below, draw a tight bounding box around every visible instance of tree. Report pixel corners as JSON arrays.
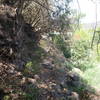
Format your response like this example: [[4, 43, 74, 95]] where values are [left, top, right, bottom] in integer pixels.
[[1, 0, 72, 34], [0, 0, 72, 60]]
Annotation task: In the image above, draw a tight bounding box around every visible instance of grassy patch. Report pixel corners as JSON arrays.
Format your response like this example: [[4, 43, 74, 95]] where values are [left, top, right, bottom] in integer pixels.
[[82, 64, 100, 89]]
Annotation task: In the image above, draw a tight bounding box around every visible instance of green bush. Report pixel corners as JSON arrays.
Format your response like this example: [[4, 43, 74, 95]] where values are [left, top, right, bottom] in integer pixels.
[[51, 34, 71, 58], [71, 40, 95, 71]]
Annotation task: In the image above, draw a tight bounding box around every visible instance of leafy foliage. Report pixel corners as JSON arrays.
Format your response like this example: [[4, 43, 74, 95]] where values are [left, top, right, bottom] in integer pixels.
[[50, 33, 71, 58], [71, 28, 96, 71]]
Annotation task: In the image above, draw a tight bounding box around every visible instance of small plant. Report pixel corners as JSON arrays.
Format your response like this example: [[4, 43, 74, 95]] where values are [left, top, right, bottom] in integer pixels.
[[25, 60, 40, 74]]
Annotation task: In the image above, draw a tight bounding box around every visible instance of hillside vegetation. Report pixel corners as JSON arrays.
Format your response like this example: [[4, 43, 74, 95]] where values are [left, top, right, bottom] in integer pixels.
[[0, 0, 100, 100]]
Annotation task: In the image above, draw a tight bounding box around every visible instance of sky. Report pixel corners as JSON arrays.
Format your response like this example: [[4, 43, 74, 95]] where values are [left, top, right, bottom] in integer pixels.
[[71, 0, 100, 23]]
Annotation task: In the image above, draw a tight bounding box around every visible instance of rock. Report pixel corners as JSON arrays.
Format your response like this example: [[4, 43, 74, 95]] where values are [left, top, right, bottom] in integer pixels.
[[28, 78, 37, 84], [68, 92, 79, 100], [38, 83, 48, 89], [66, 91, 79, 100], [20, 77, 26, 84], [42, 63, 53, 70], [34, 74, 40, 80], [41, 59, 55, 70], [72, 68, 83, 75], [60, 81, 67, 88], [68, 72, 80, 81], [66, 72, 81, 87], [50, 84, 62, 93]]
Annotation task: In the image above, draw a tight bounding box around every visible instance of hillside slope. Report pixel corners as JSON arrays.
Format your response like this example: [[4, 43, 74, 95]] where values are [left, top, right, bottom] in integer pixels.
[[0, 5, 100, 100]]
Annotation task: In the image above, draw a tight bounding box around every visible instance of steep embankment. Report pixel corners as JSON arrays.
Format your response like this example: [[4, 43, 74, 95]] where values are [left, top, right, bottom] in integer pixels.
[[0, 5, 100, 100], [0, 5, 79, 100]]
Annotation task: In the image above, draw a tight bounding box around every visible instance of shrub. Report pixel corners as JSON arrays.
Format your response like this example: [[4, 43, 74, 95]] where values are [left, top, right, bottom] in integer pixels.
[[71, 27, 100, 71], [51, 34, 71, 58]]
